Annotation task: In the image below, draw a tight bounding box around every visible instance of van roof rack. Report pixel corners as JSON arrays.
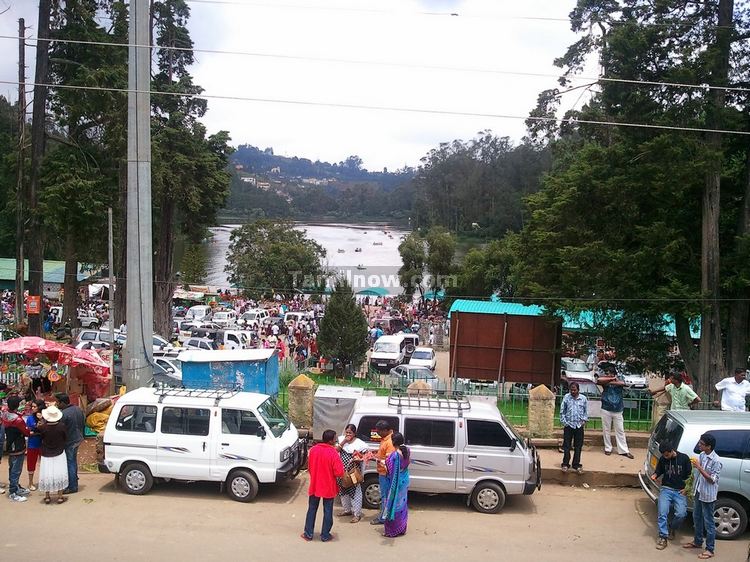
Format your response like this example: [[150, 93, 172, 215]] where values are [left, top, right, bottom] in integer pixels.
[[387, 390, 471, 415], [154, 387, 241, 406]]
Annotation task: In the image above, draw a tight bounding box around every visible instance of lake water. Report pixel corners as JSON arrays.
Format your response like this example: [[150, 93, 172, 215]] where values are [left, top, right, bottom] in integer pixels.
[[204, 222, 409, 293]]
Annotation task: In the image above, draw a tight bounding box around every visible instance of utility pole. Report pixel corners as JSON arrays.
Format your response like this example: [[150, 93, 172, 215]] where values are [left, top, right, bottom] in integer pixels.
[[27, 0, 52, 337], [14, 18, 25, 327], [108, 207, 116, 394], [123, 0, 154, 389]]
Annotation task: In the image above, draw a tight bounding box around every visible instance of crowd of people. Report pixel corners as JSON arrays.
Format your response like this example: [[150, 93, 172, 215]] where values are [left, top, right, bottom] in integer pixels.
[[303, 419, 409, 542], [0, 391, 84, 504]]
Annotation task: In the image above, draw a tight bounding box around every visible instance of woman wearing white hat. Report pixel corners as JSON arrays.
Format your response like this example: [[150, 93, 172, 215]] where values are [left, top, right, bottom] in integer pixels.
[[35, 406, 69, 504]]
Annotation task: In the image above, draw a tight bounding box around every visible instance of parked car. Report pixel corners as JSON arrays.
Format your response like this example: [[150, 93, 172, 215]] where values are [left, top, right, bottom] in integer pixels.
[[561, 357, 596, 383], [77, 309, 101, 329], [348, 393, 540, 514], [238, 309, 269, 329], [76, 329, 126, 347], [385, 364, 440, 390], [183, 337, 219, 351], [369, 334, 409, 373], [408, 347, 437, 371], [154, 356, 182, 381], [212, 310, 238, 328], [99, 386, 306, 501], [185, 305, 213, 322], [620, 364, 649, 390], [638, 410, 750, 540]]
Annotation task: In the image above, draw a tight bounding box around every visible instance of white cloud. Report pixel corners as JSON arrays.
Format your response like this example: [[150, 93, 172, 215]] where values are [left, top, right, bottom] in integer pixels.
[[0, 0, 586, 169]]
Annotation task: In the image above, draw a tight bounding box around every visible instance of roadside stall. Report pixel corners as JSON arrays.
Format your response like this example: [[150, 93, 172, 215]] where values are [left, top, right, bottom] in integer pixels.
[[0, 336, 111, 402]]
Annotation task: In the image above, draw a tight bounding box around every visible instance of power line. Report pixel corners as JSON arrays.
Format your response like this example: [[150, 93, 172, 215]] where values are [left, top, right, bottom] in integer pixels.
[[5, 34, 750, 94], [1, 78, 748, 137]]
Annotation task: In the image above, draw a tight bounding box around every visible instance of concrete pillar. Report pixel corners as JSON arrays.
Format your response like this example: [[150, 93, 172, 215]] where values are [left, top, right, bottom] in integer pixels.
[[528, 384, 555, 438], [288, 373, 315, 430]]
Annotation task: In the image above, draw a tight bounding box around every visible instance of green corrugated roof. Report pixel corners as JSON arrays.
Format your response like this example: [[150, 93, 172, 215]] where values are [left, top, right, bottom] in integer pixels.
[[449, 299, 545, 317], [0, 258, 92, 284], [448, 299, 700, 338]]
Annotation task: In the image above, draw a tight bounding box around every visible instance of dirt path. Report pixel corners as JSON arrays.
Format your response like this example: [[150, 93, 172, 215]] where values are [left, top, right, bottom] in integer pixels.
[[0, 473, 746, 561]]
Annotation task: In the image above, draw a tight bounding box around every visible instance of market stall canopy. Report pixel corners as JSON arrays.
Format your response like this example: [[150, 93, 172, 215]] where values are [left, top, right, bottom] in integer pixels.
[[356, 287, 388, 297], [0, 336, 110, 375], [173, 288, 205, 301]]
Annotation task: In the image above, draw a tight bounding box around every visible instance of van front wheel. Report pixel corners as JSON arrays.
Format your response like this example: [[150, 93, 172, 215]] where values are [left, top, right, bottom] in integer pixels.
[[227, 470, 259, 503], [121, 462, 153, 495], [362, 475, 382, 511], [471, 482, 506, 514]]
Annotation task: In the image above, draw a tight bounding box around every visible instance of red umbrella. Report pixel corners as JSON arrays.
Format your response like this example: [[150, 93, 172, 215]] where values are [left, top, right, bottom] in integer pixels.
[[0, 336, 110, 375]]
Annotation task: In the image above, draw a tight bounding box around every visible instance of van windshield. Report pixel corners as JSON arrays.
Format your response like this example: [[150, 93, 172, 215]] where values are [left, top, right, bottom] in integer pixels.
[[374, 342, 398, 353], [257, 398, 289, 437], [500, 413, 527, 449]]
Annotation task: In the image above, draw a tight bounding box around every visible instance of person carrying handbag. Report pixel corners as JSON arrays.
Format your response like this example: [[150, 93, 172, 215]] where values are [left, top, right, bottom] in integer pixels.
[[336, 423, 368, 523]]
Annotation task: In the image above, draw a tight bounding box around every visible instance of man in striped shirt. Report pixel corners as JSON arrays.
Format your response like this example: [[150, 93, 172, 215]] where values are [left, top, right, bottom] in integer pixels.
[[683, 433, 722, 559]]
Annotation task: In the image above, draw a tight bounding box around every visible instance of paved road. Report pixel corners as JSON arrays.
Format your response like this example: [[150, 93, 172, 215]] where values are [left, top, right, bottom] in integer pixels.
[[0, 474, 746, 561]]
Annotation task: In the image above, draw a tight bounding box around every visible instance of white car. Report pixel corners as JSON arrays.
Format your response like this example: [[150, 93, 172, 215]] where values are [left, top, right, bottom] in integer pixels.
[[561, 357, 597, 383], [154, 357, 182, 380], [212, 310, 238, 328], [408, 347, 437, 371]]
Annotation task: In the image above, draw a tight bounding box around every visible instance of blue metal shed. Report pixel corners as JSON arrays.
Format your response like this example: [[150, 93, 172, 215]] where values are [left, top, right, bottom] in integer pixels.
[[177, 349, 279, 395]]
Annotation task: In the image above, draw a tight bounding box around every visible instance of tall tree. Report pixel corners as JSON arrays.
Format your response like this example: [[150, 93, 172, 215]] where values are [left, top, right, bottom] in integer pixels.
[[318, 277, 369, 370], [225, 220, 326, 298], [425, 226, 456, 299], [150, 0, 232, 338], [397, 232, 425, 298]]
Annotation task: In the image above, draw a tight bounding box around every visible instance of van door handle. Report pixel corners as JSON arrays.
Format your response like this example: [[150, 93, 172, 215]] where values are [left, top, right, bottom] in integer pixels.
[[745, 469, 750, 473], [468, 455, 478, 460], [203, 442, 206, 452], [447, 454, 453, 464]]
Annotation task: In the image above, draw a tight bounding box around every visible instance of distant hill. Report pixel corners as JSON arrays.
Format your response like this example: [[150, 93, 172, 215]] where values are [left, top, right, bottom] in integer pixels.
[[222, 144, 415, 221]]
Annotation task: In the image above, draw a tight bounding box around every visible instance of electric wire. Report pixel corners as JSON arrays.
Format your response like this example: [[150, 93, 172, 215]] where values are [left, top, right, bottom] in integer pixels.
[[4, 34, 750, 94], [1, 79, 748, 137]]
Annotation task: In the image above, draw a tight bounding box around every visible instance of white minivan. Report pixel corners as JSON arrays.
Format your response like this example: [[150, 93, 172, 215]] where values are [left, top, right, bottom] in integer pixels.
[[369, 334, 408, 373], [185, 305, 213, 322], [99, 387, 306, 502], [213, 310, 238, 328], [349, 393, 541, 514]]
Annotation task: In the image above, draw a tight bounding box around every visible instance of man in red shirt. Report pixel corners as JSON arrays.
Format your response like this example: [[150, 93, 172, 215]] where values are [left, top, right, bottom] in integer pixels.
[[302, 429, 345, 542]]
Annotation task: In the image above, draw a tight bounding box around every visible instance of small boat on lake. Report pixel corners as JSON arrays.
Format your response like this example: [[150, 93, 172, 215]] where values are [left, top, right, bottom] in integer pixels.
[[373, 242, 383, 246], [355, 247, 362, 252], [356, 264, 366, 270], [337, 248, 345, 253]]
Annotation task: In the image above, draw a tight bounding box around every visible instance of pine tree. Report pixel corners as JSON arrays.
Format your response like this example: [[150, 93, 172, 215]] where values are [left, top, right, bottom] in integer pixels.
[[318, 279, 369, 372]]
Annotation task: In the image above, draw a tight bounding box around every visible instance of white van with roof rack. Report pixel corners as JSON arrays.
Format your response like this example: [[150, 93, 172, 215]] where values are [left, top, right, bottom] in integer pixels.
[[348, 392, 541, 514], [99, 387, 306, 502]]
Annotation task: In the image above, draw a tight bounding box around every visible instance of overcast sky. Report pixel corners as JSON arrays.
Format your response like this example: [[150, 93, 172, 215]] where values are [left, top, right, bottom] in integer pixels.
[[0, 0, 590, 170]]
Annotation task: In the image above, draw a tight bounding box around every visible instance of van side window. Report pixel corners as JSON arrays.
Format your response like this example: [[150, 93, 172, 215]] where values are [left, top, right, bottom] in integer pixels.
[[692, 429, 750, 459], [161, 407, 210, 436], [222, 409, 262, 435], [115, 405, 157, 433], [467, 420, 512, 448], [404, 419, 455, 448], [356, 416, 399, 442]]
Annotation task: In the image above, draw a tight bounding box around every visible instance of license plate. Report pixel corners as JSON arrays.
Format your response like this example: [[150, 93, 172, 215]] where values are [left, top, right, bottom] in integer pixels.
[[378, 363, 387, 367], [650, 455, 658, 470]]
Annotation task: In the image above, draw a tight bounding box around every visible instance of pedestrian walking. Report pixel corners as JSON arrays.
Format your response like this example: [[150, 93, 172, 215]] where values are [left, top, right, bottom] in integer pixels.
[[35, 405, 69, 504], [650, 372, 701, 410], [382, 432, 410, 538], [336, 424, 368, 523], [1, 396, 31, 502], [714, 368, 750, 412], [370, 420, 396, 526], [55, 393, 84, 494], [560, 382, 587, 474], [25, 399, 45, 491], [683, 433, 722, 559], [598, 366, 634, 458], [651, 441, 692, 550], [301, 429, 345, 542]]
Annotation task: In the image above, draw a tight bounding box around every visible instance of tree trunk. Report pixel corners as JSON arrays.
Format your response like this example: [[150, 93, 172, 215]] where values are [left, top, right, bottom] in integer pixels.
[[676, 314, 701, 394], [114, 160, 127, 326], [725, 147, 750, 373], [26, 0, 52, 337], [698, 0, 734, 393], [62, 230, 79, 329], [153, 196, 175, 339]]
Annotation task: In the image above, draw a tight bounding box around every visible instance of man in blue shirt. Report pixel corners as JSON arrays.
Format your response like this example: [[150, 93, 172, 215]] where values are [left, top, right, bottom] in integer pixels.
[[560, 382, 588, 474], [598, 365, 633, 458]]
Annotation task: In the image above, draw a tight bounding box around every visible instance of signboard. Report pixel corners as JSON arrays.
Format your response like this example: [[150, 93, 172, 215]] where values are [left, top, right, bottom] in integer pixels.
[[27, 296, 41, 315]]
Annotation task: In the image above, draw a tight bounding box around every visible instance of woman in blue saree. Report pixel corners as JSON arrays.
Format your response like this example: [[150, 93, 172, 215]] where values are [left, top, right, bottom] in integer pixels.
[[382, 432, 410, 537]]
